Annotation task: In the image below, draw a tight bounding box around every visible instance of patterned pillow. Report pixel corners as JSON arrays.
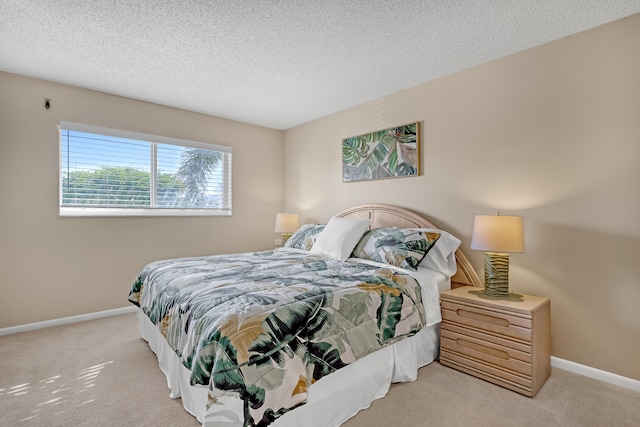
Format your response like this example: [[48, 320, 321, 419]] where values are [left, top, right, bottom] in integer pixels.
[[352, 227, 440, 271], [284, 224, 326, 250]]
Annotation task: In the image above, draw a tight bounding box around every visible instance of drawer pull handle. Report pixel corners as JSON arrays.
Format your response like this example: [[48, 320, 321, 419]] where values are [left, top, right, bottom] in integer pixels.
[[456, 309, 510, 327], [456, 338, 510, 360]]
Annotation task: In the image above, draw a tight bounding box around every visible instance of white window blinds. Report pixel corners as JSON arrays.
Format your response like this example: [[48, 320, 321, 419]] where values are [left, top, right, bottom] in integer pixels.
[[59, 122, 232, 216]]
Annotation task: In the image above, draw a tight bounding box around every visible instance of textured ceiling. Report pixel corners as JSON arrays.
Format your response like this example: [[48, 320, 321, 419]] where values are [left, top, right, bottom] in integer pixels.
[[1, 1, 639, 130]]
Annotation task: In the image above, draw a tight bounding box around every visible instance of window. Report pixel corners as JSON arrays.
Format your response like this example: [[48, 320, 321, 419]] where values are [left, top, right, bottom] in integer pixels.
[[59, 122, 232, 216]]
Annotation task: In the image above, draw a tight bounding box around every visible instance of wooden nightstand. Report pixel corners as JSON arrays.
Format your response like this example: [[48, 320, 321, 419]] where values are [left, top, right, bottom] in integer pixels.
[[440, 286, 550, 397]]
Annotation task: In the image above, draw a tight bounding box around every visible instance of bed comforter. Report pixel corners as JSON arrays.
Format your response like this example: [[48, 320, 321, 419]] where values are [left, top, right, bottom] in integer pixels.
[[128, 249, 425, 426]]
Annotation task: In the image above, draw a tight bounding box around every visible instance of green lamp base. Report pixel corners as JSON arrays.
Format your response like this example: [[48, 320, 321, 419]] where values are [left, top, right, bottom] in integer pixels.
[[281, 232, 293, 246], [483, 252, 510, 297]]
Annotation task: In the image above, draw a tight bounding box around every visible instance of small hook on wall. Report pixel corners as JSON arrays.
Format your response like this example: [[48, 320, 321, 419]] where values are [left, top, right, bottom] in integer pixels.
[[45, 98, 51, 110]]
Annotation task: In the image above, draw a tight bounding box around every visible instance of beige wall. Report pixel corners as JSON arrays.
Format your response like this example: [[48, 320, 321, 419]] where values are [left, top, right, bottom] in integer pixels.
[[284, 15, 640, 381], [0, 72, 284, 328]]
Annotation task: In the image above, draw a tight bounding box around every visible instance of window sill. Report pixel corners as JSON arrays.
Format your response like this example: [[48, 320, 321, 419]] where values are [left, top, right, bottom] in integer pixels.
[[59, 207, 232, 217]]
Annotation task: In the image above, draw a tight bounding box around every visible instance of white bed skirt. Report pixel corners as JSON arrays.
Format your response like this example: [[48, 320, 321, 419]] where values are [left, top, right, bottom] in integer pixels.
[[138, 309, 439, 426]]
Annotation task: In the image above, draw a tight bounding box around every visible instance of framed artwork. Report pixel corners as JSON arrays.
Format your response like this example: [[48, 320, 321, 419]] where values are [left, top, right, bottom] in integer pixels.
[[342, 122, 420, 182]]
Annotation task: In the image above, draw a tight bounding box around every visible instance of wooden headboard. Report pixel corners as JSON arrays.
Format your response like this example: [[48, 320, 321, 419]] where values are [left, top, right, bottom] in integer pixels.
[[336, 203, 482, 289]]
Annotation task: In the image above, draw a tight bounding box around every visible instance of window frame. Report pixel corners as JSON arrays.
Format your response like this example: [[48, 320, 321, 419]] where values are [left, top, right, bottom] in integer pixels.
[[58, 121, 232, 217]]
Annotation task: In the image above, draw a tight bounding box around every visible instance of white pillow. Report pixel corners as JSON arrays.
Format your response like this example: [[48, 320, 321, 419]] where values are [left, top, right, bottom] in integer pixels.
[[310, 216, 371, 261], [408, 228, 461, 277]]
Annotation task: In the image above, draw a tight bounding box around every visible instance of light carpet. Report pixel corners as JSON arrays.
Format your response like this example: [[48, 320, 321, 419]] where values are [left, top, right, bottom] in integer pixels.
[[1, 313, 638, 426]]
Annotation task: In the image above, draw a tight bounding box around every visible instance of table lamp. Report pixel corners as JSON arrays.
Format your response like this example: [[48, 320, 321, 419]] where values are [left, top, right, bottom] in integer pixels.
[[470, 213, 525, 296], [274, 213, 300, 246]]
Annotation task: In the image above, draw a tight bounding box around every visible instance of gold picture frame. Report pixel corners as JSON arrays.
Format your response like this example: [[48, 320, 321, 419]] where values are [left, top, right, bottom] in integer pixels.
[[342, 122, 420, 182]]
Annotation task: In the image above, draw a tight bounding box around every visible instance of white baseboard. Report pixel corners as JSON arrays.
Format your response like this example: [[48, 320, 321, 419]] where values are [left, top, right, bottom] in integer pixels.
[[0, 306, 138, 336], [551, 356, 640, 393]]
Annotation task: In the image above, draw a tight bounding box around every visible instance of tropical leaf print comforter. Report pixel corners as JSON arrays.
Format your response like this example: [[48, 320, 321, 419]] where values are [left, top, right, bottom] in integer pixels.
[[128, 249, 426, 427]]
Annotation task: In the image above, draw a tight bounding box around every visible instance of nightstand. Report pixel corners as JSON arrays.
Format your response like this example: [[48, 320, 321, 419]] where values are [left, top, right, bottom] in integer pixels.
[[439, 286, 550, 397]]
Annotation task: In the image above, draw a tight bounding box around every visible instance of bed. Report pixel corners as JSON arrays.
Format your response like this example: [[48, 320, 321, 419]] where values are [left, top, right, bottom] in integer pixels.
[[128, 204, 482, 426]]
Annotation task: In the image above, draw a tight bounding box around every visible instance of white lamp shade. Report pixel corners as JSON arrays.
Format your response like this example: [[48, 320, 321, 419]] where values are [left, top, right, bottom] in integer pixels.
[[274, 213, 300, 233], [471, 214, 525, 253]]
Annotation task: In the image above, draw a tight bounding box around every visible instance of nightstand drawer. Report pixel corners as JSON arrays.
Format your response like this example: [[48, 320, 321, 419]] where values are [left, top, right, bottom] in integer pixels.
[[441, 300, 532, 342], [441, 322, 532, 354], [440, 353, 534, 395], [441, 328, 532, 376]]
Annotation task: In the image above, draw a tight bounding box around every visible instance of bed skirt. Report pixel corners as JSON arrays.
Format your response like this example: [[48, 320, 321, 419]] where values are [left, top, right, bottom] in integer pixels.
[[138, 309, 439, 426]]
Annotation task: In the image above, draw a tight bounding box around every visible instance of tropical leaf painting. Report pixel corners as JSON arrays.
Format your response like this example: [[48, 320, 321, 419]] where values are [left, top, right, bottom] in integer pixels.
[[342, 122, 420, 182]]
